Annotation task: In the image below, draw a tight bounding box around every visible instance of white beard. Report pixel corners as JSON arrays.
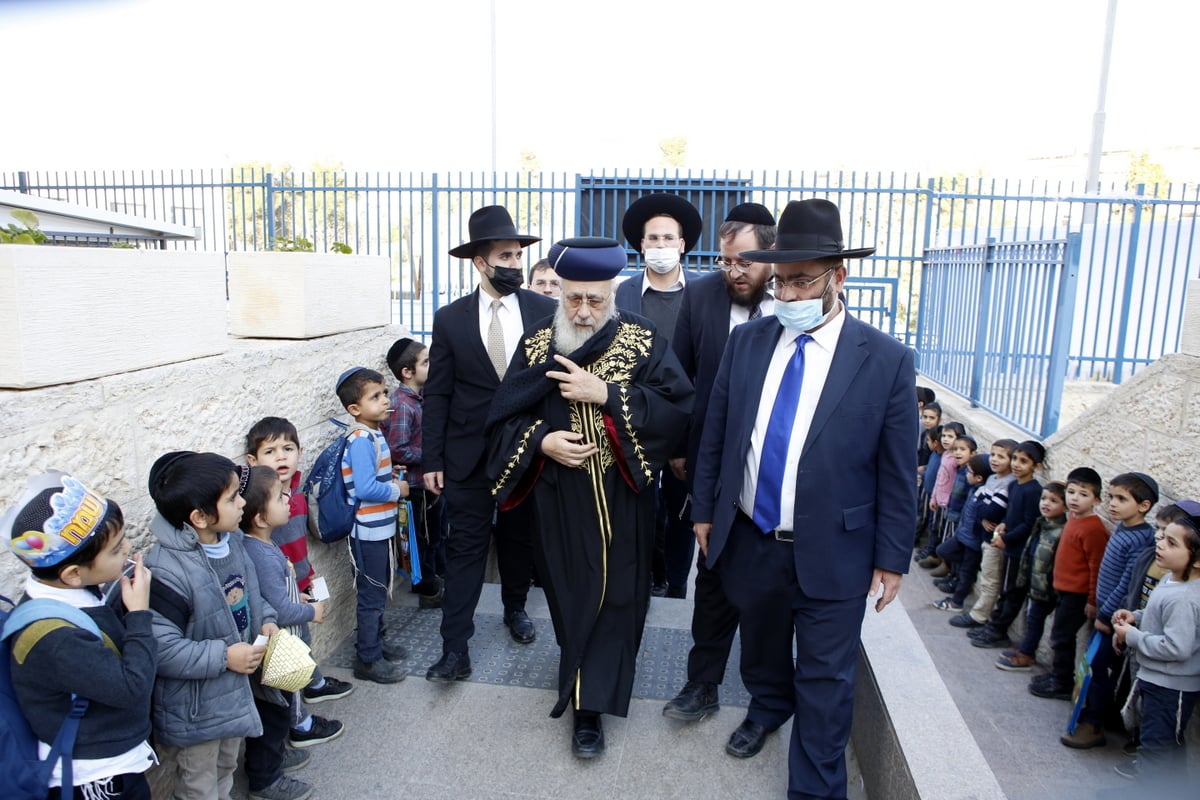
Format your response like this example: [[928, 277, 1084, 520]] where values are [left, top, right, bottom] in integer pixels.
[[552, 302, 618, 354]]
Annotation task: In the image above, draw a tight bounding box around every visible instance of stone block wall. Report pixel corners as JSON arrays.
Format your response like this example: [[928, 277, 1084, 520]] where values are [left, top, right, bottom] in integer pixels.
[[0, 325, 411, 659]]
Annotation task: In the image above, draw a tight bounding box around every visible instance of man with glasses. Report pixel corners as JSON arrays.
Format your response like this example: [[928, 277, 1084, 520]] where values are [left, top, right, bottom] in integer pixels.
[[487, 237, 694, 759], [615, 193, 703, 599], [663, 202, 776, 722], [690, 199, 916, 799], [527, 258, 562, 298]]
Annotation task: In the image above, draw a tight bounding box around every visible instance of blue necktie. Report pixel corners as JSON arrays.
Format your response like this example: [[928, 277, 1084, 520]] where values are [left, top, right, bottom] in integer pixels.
[[752, 334, 812, 534]]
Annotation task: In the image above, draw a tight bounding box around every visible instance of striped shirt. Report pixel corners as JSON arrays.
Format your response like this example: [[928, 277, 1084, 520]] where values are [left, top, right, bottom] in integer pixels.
[[1096, 521, 1155, 624], [341, 426, 401, 541]]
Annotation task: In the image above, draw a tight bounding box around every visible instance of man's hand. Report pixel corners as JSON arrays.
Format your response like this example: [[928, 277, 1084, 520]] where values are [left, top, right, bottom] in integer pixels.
[[541, 430, 599, 468], [668, 457, 687, 481], [868, 569, 903, 612], [694, 522, 712, 558], [426, 471, 444, 495], [546, 355, 609, 404]]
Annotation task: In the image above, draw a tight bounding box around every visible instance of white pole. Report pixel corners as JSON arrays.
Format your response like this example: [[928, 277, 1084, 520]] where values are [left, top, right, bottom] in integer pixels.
[[1085, 0, 1118, 200]]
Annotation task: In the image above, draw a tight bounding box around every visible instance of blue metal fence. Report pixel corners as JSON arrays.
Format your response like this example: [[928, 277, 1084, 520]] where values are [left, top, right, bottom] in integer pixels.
[[918, 236, 1082, 437], [3, 169, 1197, 396]]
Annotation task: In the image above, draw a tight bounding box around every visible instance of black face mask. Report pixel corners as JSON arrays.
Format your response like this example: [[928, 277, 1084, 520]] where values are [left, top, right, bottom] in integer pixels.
[[486, 264, 524, 296]]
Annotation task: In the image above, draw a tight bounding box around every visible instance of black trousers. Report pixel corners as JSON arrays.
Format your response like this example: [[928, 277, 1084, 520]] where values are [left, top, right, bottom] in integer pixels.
[[244, 697, 290, 791], [686, 551, 740, 685], [1049, 591, 1090, 685], [440, 483, 535, 653], [653, 470, 694, 596]]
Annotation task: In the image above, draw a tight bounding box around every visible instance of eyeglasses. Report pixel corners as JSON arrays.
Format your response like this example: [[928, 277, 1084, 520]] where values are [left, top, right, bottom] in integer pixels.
[[766, 268, 835, 293], [643, 234, 678, 245], [714, 257, 755, 274], [563, 293, 610, 310]]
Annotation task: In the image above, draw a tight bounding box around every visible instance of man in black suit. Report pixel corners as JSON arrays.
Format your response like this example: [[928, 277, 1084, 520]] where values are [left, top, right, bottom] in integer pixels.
[[614, 193, 702, 599], [663, 202, 776, 723], [423, 205, 557, 682]]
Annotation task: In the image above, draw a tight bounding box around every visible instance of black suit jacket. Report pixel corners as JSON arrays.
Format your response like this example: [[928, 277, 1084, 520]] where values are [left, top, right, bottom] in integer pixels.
[[423, 288, 557, 486], [671, 271, 734, 479]]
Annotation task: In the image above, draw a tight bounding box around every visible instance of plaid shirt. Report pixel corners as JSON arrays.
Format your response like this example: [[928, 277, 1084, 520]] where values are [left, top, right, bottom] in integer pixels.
[[383, 383, 424, 489]]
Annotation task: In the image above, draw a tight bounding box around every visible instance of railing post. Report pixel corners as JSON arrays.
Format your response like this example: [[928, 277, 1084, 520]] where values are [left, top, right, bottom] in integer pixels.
[[1042, 234, 1082, 436], [913, 179, 937, 371], [18, 171, 29, 193], [969, 238, 996, 409], [264, 172, 276, 247], [431, 173, 441, 312], [1112, 183, 1145, 384]]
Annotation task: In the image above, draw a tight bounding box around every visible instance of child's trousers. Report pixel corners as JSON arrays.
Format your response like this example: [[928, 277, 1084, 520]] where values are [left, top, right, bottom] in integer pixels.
[[159, 736, 240, 800], [968, 543, 1004, 624]]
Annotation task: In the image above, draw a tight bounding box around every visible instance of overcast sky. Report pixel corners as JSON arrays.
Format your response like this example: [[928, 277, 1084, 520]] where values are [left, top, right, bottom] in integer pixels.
[[3, 0, 1195, 177]]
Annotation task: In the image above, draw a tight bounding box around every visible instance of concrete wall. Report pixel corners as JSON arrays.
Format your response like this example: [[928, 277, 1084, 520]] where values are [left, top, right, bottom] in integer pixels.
[[0, 325, 410, 658]]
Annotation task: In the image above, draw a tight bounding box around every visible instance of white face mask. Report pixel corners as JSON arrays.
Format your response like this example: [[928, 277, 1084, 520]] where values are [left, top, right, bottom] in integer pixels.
[[644, 247, 681, 274]]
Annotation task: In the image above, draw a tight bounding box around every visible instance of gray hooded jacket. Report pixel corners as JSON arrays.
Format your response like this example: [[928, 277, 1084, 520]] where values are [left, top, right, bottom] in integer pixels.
[[145, 513, 277, 747]]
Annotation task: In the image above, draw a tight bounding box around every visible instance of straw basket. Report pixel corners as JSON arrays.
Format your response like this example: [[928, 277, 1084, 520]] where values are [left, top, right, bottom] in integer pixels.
[[261, 629, 317, 692]]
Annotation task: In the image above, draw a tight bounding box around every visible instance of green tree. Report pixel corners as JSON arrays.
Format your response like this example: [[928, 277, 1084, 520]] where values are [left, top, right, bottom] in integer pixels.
[[225, 161, 358, 251], [659, 136, 687, 168], [1126, 151, 1168, 198]]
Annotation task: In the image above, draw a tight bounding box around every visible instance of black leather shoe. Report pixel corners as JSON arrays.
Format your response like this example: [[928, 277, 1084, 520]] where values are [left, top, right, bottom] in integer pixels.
[[504, 610, 537, 644], [572, 712, 605, 759], [663, 681, 719, 721], [725, 719, 770, 759], [425, 651, 471, 682]]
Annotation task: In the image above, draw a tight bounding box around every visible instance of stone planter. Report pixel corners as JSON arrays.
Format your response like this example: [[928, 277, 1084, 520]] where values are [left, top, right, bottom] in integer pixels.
[[0, 245, 227, 388], [227, 252, 390, 339]]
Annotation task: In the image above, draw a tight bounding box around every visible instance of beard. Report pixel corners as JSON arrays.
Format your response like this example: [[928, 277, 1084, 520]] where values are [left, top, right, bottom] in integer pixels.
[[724, 275, 768, 309], [552, 301, 618, 354]]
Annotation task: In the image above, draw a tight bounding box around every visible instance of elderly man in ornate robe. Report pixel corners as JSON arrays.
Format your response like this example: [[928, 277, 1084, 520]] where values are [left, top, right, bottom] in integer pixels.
[[487, 237, 693, 759]]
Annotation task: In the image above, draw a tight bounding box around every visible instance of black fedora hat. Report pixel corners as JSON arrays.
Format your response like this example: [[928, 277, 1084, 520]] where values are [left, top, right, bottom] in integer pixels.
[[449, 205, 540, 259], [621, 193, 703, 255], [739, 199, 874, 263]]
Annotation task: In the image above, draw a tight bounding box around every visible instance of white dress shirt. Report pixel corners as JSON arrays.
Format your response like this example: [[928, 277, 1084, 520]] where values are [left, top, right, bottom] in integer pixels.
[[477, 289, 522, 368], [728, 294, 776, 330], [739, 305, 846, 532]]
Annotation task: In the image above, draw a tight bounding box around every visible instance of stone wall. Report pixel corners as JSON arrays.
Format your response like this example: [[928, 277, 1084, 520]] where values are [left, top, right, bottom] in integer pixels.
[[0, 325, 410, 658]]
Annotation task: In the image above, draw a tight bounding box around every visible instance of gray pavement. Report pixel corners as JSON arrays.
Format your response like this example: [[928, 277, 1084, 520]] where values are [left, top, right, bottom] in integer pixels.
[[901, 562, 1133, 800], [246, 567, 1145, 800], [265, 581, 863, 800]]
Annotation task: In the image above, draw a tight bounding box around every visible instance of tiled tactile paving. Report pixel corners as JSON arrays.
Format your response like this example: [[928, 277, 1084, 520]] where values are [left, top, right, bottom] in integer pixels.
[[324, 604, 752, 707]]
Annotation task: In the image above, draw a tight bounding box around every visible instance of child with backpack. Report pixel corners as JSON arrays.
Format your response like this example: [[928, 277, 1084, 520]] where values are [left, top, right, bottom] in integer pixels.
[[335, 367, 409, 684], [239, 465, 345, 750], [1, 471, 157, 800], [144, 452, 307, 800]]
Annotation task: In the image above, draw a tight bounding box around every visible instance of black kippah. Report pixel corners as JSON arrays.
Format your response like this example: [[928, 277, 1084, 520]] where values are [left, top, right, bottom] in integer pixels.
[[725, 202, 775, 226], [148, 451, 194, 494], [387, 337, 419, 368]]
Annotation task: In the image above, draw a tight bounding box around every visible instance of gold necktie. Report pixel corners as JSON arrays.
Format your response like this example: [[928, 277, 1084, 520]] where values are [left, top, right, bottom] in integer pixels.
[[487, 298, 507, 379]]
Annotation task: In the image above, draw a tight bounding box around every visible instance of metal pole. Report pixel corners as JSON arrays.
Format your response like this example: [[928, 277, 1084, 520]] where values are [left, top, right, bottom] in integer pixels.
[[1084, 0, 1118, 222], [490, 0, 497, 175]]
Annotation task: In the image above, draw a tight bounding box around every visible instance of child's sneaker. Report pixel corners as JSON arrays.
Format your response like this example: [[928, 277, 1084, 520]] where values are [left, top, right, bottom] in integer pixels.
[[932, 598, 963, 612], [353, 656, 406, 684], [948, 613, 983, 629], [281, 748, 310, 774], [302, 675, 354, 704], [994, 652, 1035, 671], [289, 715, 345, 748], [970, 628, 1010, 648], [1028, 676, 1072, 700], [916, 555, 942, 569], [933, 578, 956, 594], [249, 775, 313, 800], [1113, 760, 1138, 780], [1060, 722, 1107, 749], [929, 562, 951, 578]]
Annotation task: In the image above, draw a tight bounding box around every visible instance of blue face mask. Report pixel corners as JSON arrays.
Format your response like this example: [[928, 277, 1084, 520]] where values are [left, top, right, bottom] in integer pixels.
[[775, 273, 835, 332]]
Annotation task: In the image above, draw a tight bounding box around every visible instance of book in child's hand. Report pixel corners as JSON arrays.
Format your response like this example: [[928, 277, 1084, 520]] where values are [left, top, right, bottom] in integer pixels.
[[310, 576, 330, 602]]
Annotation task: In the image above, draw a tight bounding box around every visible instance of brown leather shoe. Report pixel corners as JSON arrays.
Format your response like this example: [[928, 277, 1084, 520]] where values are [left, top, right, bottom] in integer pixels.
[[1061, 722, 1107, 749]]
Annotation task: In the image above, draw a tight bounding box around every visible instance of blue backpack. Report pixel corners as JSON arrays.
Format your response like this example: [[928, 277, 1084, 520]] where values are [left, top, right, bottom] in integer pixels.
[[304, 419, 361, 543], [1, 594, 101, 799]]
